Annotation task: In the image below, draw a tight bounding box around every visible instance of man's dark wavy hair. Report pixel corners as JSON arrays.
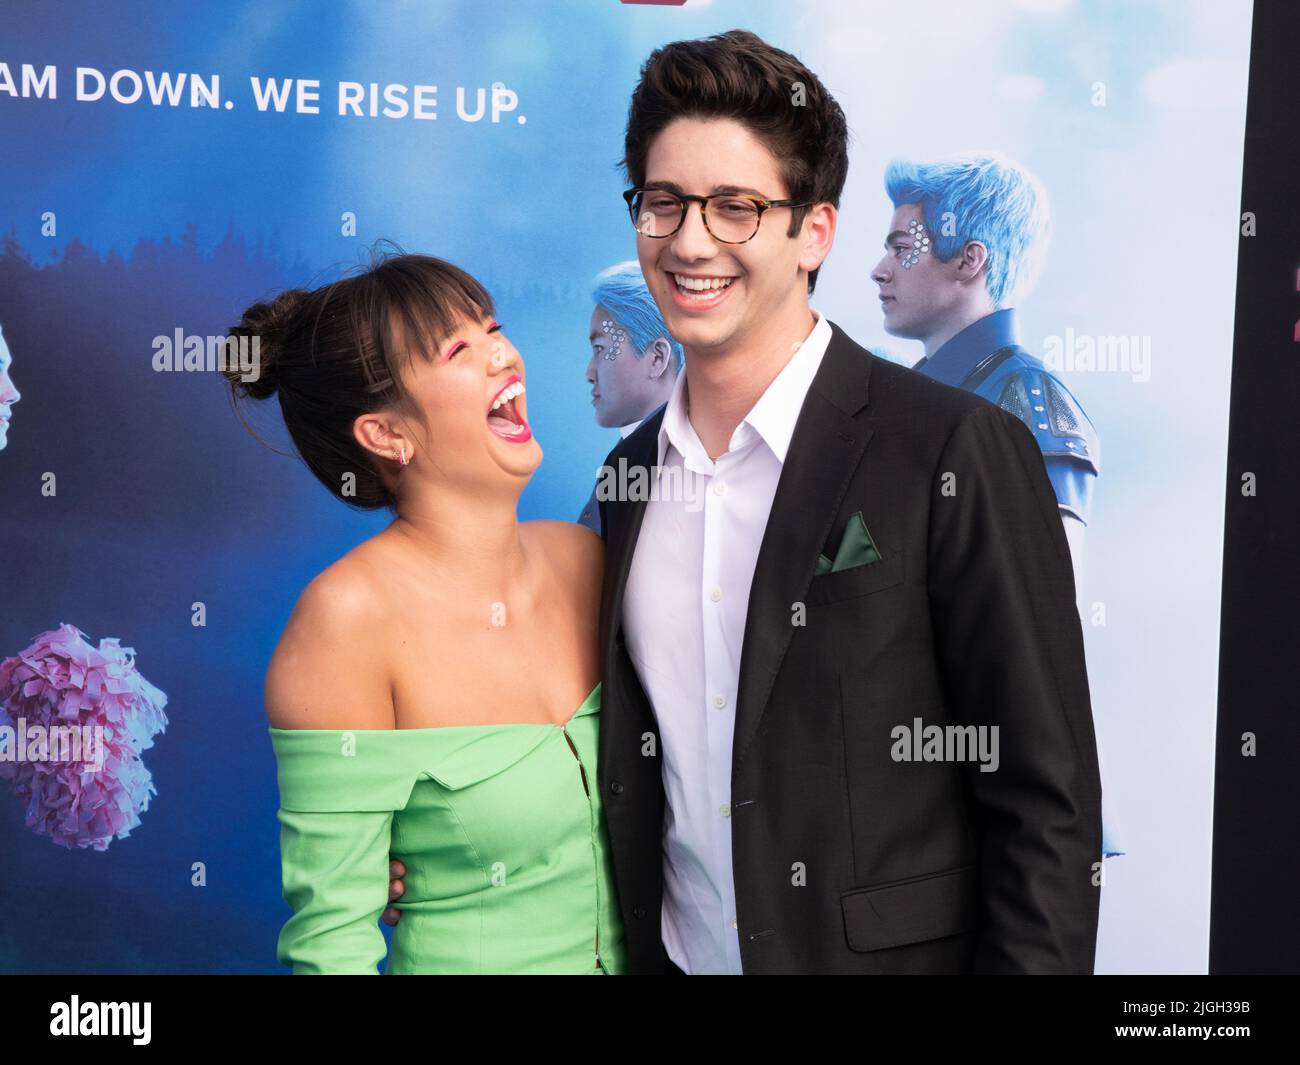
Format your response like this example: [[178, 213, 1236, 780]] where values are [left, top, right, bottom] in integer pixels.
[[621, 29, 850, 294]]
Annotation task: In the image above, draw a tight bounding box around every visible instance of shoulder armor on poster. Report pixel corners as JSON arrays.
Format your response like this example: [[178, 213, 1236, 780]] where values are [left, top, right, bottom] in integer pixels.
[[973, 348, 1101, 476]]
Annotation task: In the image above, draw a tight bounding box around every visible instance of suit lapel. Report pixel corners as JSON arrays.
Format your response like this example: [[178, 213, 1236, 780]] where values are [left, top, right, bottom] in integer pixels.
[[732, 323, 875, 774], [599, 406, 665, 663]]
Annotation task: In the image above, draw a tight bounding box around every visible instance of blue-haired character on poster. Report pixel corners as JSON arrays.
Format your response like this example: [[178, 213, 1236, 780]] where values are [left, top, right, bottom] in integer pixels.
[[870, 153, 1122, 858], [577, 261, 683, 535]]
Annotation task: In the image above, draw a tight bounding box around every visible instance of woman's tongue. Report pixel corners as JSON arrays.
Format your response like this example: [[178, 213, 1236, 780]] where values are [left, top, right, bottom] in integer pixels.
[[487, 396, 524, 436]]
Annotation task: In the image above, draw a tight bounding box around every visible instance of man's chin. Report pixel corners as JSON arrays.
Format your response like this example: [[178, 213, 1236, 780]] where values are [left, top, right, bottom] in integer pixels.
[[668, 315, 734, 351], [880, 315, 918, 341]]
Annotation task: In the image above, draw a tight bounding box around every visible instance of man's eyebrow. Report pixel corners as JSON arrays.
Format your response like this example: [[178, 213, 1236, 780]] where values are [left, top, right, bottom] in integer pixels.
[[643, 180, 769, 197], [885, 230, 910, 245], [589, 331, 604, 342]]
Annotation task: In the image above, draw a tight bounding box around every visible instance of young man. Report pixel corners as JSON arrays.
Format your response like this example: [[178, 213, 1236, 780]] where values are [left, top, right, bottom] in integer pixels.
[[871, 154, 1122, 859], [596, 30, 1101, 975], [578, 261, 683, 535], [391, 30, 1102, 975]]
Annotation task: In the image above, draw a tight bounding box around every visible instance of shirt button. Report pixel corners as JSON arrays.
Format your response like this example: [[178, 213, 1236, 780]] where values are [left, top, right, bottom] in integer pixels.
[[732, 920, 738, 930], [712, 481, 727, 496], [713, 693, 726, 709], [720, 802, 731, 817], [709, 587, 722, 602]]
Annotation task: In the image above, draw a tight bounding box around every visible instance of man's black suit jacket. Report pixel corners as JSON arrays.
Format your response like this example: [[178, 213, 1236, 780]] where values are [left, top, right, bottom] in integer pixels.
[[594, 320, 1103, 974]]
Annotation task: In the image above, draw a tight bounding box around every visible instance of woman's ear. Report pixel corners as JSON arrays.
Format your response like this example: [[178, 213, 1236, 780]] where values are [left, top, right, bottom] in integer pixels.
[[353, 412, 411, 464]]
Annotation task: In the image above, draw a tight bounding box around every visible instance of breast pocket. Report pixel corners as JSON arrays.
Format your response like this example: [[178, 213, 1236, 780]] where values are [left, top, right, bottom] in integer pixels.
[[805, 549, 906, 606]]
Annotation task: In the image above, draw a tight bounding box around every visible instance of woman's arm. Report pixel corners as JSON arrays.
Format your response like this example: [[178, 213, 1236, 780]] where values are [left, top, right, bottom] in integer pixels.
[[267, 563, 399, 973], [275, 804, 395, 974]]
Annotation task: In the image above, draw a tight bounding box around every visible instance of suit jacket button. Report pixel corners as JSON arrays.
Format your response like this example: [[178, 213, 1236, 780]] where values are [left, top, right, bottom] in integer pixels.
[[610, 781, 624, 794], [633, 906, 646, 919]]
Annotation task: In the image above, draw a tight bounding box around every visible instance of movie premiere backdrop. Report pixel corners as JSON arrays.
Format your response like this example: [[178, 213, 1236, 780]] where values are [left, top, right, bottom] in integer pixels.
[[0, 0, 1251, 973]]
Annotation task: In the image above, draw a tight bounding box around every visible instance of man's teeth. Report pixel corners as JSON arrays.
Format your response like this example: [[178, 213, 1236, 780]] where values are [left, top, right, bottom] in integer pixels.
[[490, 381, 524, 412], [674, 274, 735, 296]]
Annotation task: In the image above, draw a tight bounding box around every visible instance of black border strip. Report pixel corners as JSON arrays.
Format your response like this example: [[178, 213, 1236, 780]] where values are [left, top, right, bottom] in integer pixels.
[[1209, 0, 1300, 975]]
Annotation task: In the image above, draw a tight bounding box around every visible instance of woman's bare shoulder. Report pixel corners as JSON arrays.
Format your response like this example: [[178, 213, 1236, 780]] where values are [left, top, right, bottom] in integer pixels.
[[524, 520, 603, 591], [524, 519, 603, 562], [264, 553, 395, 731], [522, 522, 603, 624]]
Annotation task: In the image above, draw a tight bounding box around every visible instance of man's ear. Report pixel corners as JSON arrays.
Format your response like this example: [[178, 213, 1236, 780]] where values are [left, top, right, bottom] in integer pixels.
[[956, 240, 990, 285], [353, 411, 411, 464], [646, 337, 674, 380], [798, 201, 837, 276]]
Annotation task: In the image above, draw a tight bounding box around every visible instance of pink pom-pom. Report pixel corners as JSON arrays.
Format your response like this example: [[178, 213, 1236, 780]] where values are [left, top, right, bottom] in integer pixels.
[[0, 623, 168, 850]]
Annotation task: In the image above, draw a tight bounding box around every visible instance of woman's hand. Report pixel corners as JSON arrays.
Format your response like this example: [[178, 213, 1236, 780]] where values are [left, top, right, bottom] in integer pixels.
[[383, 859, 407, 926]]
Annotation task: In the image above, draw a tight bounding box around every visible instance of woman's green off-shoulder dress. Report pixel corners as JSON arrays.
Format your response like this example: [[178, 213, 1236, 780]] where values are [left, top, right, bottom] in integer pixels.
[[268, 681, 627, 974]]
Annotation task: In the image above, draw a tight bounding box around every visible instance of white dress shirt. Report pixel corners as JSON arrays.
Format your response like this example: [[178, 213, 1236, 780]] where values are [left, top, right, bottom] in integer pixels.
[[621, 309, 833, 974]]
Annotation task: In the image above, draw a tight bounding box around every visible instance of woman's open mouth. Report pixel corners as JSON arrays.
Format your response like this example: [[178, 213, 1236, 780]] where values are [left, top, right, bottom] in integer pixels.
[[486, 377, 532, 443]]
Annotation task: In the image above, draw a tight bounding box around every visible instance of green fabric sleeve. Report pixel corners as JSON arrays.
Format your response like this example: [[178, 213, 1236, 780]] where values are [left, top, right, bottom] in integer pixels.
[[275, 804, 394, 974], [269, 728, 421, 975]]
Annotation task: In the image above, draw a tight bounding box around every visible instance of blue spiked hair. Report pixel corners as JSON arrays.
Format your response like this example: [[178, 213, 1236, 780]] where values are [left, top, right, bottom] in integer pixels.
[[884, 154, 1051, 307], [590, 262, 684, 371]]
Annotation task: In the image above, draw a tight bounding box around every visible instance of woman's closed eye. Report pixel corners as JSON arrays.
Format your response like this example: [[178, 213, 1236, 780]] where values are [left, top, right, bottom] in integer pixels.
[[445, 322, 502, 361]]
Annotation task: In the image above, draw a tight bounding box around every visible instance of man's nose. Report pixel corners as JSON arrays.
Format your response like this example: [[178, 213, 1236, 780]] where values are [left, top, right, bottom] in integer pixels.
[[670, 200, 716, 261], [870, 259, 891, 285], [585, 353, 597, 385]]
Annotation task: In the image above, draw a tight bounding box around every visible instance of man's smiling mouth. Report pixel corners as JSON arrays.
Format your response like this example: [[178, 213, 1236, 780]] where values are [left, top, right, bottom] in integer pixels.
[[667, 271, 738, 307]]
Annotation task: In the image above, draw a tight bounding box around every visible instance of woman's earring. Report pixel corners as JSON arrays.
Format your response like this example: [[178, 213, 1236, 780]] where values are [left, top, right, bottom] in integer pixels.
[[398, 445, 408, 466]]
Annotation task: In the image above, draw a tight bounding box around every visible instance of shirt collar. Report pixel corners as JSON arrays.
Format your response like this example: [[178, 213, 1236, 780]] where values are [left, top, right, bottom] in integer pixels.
[[619, 418, 643, 439], [912, 307, 1020, 386], [656, 309, 832, 471]]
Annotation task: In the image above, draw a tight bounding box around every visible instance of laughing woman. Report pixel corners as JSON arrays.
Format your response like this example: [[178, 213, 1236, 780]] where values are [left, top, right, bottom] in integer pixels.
[[225, 251, 625, 974]]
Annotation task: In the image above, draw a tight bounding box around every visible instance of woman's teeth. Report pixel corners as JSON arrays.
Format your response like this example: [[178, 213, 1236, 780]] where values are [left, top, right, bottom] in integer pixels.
[[674, 274, 735, 300], [486, 379, 529, 439], [490, 380, 524, 412]]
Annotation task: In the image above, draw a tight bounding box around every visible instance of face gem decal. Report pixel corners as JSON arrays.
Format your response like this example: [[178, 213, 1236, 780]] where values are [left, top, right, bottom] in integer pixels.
[[903, 218, 932, 269], [599, 319, 629, 360]]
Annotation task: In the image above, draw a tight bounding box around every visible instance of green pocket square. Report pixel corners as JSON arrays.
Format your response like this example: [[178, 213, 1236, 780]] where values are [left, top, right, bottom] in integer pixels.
[[815, 511, 883, 575]]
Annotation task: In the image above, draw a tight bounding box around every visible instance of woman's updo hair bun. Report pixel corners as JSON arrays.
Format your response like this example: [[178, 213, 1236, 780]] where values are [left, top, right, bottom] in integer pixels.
[[221, 245, 496, 511], [224, 288, 310, 401]]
